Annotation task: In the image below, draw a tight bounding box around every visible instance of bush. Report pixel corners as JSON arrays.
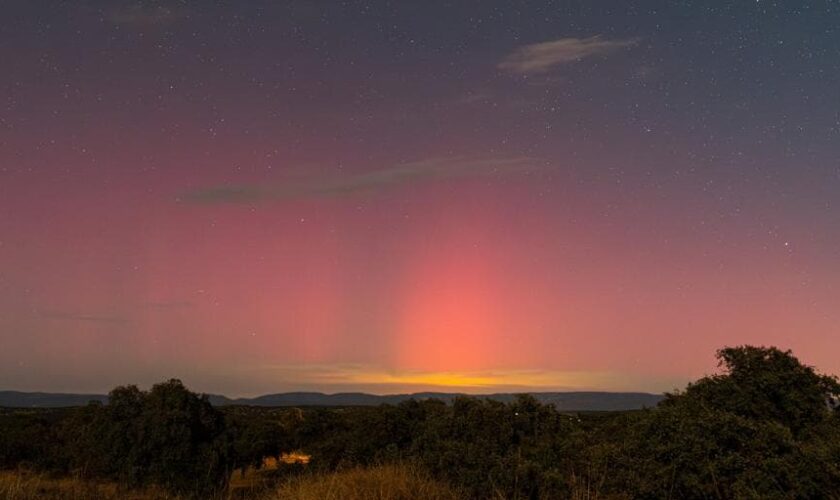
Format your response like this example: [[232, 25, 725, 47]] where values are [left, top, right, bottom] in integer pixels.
[[65, 380, 233, 496]]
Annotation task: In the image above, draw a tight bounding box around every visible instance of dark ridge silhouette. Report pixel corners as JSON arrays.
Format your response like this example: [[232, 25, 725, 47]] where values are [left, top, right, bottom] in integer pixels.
[[0, 390, 108, 408], [0, 389, 662, 411]]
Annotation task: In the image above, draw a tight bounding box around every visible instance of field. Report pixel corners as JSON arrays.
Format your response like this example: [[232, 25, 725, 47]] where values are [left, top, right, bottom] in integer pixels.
[[0, 470, 180, 499], [0, 466, 461, 500]]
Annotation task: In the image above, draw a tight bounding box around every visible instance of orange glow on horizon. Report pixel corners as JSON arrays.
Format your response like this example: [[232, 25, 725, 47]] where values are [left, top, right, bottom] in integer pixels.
[[242, 362, 663, 394]]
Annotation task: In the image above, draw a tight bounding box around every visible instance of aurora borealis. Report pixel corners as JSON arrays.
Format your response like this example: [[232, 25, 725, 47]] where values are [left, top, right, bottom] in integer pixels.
[[1, 1, 839, 396]]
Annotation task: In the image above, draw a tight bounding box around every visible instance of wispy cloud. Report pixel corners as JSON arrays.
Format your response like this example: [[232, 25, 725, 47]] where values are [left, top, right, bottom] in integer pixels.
[[143, 301, 194, 310], [499, 36, 639, 74], [107, 2, 189, 27], [182, 156, 541, 204], [39, 311, 130, 324]]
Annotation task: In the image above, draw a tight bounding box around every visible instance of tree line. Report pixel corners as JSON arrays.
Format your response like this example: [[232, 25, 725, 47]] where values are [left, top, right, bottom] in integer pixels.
[[1, 345, 839, 498]]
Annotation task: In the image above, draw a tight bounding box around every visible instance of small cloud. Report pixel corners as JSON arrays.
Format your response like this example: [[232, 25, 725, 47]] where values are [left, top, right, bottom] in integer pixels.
[[108, 2, 188, 27], [499, 36, 640, 74], [39, 311, 130, 324], [182, 156, 542, 205], [458, 90, 495, 105], [143, 301, 194, 310], [184, 186, 263, 204]]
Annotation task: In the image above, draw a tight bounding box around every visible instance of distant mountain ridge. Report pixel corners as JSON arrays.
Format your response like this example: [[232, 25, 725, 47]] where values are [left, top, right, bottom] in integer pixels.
[[0, 391, 109, 408], [0, 390, 663, 411]]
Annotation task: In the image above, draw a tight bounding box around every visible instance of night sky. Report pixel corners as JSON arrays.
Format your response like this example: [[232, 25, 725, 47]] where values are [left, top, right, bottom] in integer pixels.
[[2, 1, 839, 396]]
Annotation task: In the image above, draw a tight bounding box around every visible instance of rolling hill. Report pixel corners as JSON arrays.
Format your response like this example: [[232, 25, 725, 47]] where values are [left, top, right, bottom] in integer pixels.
[[1, 390, 662, 411]]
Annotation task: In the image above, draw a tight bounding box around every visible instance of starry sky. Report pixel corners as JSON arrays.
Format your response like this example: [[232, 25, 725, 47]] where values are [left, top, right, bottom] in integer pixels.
[[1, 1, 839, 396]]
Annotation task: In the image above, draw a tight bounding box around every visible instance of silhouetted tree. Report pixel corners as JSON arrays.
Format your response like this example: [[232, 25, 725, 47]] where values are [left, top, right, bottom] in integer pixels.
[[621, 346, 840, 499], [63, 379, 233, 496], [663, 345, 840, 433]]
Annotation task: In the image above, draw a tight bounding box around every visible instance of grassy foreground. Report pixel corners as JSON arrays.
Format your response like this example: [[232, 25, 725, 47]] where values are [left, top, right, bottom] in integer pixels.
[[0, 465, 461, 500], [0, 470, 182, 499], [270, 464, 461, 500]]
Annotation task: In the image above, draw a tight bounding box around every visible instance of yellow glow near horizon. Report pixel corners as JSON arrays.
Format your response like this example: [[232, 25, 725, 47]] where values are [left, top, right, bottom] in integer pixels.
[[245, 363, 677, 394], [329, 368, 621, 391]]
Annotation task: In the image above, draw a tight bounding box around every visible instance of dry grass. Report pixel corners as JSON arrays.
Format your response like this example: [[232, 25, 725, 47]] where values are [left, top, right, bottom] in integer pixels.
[[0, 465, 461, 500], [0, 470, 278, 499], [269, 464, 462, 500], [0, 470, 182, 499]]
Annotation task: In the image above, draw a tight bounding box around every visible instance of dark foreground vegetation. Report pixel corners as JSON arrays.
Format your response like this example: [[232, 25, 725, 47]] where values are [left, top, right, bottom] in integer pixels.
[[2, 346, 839, 499]]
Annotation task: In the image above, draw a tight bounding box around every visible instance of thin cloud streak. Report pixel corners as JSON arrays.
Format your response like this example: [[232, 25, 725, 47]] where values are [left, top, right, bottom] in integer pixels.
[[182, 156, 542, 204], [499, 36, 640, 74], [143, 301, 195, 310], [107, 3, 189, 27], [39, 311, 130, 324]]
